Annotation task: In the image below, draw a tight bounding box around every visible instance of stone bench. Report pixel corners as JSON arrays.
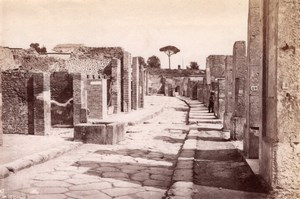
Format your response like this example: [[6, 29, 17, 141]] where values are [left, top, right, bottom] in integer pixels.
[[74, 122, 125, 144]]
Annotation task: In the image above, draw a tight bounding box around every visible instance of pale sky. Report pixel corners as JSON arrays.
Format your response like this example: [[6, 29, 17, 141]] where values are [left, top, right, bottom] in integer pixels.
[[0, 0, 248, 69]]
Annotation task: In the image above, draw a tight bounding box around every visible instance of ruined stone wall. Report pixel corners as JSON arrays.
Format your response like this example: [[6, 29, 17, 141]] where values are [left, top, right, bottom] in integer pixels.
[[260, 0, 300, 198], [122, 51, 131, 112], [2, 71, 32, 134], [207, 55, 226, 82], [147, 68, 205, 77], [64, 59, 111, 75], [0, 47, 17, 70], [2, 70, 50, 135], [50, 72, 74, 126]]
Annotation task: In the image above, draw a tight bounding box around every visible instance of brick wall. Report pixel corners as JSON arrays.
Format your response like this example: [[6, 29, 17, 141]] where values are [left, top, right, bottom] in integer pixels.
[[111, 59, 121, 113], [122, 51, 132, 112], [2, 70, 50, 135], [139, 64, 145, 108], [86, 78, 107, 120], [132, 57, 139, 110], [73, 73, 88, 125], [32, 73, 51, 135], [50, 72, 74, 126], [2, 70, 32, 134]]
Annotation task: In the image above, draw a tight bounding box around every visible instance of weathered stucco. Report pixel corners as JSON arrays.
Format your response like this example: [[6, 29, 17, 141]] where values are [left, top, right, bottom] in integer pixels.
[[244, 0, 263, 159], [260, 0, 300, 198]]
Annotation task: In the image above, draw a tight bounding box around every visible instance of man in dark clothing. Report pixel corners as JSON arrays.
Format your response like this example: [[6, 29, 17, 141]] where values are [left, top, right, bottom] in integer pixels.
[[208, 92, 214, 113]]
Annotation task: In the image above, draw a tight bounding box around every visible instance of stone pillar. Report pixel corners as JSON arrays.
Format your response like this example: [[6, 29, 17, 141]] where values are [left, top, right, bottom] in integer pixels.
[[139, 64, 145, 108], [122, 51, 132, 112], [0, 72, 2, 145], [32, 72, 51, 135], [207, 55, 226, 82], [111, 58, 121, 114], [73, 73, 87, 125], [223, 56, 234, 131], [87, 78, 107, 120], [217, 79, 225, 120], [244, 0, 263, 159], [230, 41, 247, 140], [260, 1, 300, 197], [132, 57, 139, 110]]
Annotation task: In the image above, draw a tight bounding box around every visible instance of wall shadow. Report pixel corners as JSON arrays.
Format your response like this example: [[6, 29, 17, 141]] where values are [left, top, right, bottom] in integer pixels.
[[194, 148, 268, 193]]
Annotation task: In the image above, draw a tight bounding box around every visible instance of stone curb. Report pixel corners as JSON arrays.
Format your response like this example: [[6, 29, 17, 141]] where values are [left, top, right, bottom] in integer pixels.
[[0, 142, 82, 179], [166, 96, 199, 199], [166, 129, 198, 199], [127, 106, 165, 126]]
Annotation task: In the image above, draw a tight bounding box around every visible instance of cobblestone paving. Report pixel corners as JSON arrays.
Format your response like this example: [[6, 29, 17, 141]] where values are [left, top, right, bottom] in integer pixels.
[[0, 97, 189, 199]]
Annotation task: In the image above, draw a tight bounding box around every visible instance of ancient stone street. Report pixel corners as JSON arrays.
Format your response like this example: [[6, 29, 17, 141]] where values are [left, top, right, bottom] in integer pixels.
[[0, 97, 270, 199]]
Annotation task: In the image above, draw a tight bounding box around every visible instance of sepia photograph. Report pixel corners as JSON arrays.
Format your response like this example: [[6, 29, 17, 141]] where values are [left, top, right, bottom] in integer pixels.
[[0, 0, 299, 198]]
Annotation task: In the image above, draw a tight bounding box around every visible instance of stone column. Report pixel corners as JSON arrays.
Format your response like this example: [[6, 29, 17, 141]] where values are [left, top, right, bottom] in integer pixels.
[[139, 64, 145, 108], [122, 51, 132, 112], [111, 58, 121, 114], [73, 73, 87, 125], [132, 57, 139, 110], [0, 72, 2, 145], [217, 79, 226, 120], [260, 1, 300, 197], [223, 56, 233, 131], [230, 41, 247, 140], [244, 0, 263, 159], [32, 72, 51, 135], [87, 78, 107, 120]]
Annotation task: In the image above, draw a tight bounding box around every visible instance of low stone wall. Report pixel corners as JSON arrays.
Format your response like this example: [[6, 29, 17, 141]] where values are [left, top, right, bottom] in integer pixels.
[[74, 122, 125, 144]]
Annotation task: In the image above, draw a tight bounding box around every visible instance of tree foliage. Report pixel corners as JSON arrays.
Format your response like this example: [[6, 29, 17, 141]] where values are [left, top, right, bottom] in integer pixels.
[[30, 43, 47, 54], [159, 46, 180, 55], [159, 45, 180, 69], [190, 61, 199, 70], [138, 57, 147, 67], [147, 55, 161, 69]]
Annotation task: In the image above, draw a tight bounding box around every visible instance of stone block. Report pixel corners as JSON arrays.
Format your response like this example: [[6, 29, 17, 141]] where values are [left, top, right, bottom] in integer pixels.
[[74, 122, 125, 145]]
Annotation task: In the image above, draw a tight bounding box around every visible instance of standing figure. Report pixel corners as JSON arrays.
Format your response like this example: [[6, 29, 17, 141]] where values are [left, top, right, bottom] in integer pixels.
[[208, 92, 214, 113]]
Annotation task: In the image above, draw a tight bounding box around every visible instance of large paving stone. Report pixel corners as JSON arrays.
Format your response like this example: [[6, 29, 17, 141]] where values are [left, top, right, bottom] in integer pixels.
[[102, 187, 141, 197], [69, 182, 112, 190], [20, 187, 68, 194], [134, 191, 165, 199], [143, 179, 170, 187], [113, 181, 142, 188], [150, 174, 171, 181], [131, 172, 150, 181], [32, 180, 72, 187], [102, 172, 129, 178], [66, 190, 111, 199], [27, 194, 67, 199]]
